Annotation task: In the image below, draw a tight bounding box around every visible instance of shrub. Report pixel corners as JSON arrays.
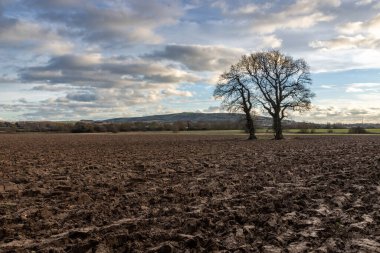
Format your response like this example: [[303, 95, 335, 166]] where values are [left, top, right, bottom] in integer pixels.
[[348, 126, 367, 134], [298, 128, 310, 134], [71, 122, 94, 133]]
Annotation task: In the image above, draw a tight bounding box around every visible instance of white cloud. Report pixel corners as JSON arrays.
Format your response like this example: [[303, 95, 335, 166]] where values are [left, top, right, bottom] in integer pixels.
[[337, 22, 364, 35], [212, 1, 259, 15], [345, 83, 380, 93], [311, 14, 380, 51], [306, 48, 380, 72], [252, 12, 334, 34], [261, 35, 282, 48], [234, 4, 258, 15], [161, 89, 193, 97], [310, 35, 380, 50], [286, 0, 341, 15], [205, 0, 339, 45], [0, 16, 72, 55], [355, 0, 374, 5], [248, 0, 338, 34], [294, 103, 380, 123], [202, 106, 223, 113], [338, 14, 380, 37], [320, 84, 335, 89]]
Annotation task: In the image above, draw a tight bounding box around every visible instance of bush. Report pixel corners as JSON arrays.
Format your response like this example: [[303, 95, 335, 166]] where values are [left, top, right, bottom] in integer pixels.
[[327, 129, 334, 133], [298, 128, 310, 134], [71, 122, 94, 133], [348, 126, 367, 134]]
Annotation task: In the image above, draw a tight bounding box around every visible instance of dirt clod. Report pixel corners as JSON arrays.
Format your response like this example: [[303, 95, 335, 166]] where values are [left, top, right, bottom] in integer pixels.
[[0, 134, 379, 252]]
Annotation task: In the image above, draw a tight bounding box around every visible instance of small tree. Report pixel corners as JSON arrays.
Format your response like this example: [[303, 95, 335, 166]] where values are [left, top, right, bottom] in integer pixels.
[[214, 63, 257, 140], [348, 126, 367, 134], [241, 50, 314, 140]]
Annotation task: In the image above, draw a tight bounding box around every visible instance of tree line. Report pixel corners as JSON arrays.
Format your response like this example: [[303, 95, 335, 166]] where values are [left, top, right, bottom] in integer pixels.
[[0, 120, 374, 134], [0, 120, 247, 133]]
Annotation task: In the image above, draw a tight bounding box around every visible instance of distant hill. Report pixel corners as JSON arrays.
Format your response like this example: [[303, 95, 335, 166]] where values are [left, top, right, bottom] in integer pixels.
[[100, 112, 273, 126]]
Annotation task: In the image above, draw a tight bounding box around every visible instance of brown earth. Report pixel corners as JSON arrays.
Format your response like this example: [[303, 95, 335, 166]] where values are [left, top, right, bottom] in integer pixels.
[[0, 133, 379, 253]]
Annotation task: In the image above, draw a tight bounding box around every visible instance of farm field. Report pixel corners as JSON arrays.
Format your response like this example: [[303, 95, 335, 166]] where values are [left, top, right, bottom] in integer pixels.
[[148, 129, 380, 135], [283, 129, 380, 134], [1, 134, 380, 252]]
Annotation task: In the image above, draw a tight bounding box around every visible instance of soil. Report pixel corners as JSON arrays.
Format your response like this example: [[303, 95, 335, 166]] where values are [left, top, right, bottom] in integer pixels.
[[0, 133, 379, 252]]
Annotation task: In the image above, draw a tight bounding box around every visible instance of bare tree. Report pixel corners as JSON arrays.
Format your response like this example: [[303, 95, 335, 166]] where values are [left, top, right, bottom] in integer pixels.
[[241, 50, 314, 140], [214, 63, 257, 140]]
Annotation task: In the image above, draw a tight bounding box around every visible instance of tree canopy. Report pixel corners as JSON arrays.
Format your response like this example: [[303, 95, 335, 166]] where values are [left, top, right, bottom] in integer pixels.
[[214, 63, 257, 140], [214, 50, 314, 140]]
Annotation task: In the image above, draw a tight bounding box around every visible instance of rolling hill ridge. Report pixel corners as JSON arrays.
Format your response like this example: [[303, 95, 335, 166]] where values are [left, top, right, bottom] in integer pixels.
[[100, 112, 273, 126]]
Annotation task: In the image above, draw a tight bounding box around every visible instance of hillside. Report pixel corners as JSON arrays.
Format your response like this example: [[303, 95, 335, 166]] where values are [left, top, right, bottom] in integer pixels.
[[101, 112, 273, 126]]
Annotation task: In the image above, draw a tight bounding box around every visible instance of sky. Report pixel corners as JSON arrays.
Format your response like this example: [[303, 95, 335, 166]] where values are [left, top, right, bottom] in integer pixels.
[[0, 0, 379, 123]]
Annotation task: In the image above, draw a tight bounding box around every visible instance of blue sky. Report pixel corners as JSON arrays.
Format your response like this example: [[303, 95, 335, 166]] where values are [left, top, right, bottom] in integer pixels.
[[0, 0, 379, 123]]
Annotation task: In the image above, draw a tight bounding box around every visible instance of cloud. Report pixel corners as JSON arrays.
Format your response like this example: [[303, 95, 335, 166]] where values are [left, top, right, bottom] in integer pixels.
[[310, 35, 380, 50], [212, 0, 339, 34], [340, 14, 380, 36], [46, 54, 103, 69], [25, 0, 183, 47], [345, 83, 380, 93], [18, 98, 27, 103], [285, 0, 341, 15], [165, 0, 338, 52], [0, 88, 168, 120], [66, 92, 98, 102], [161, 89, 192, 97], [348, 108, 370, 115], [13, 51, 203, 120], [20, 53, 201, 88], [261, 35, 282, 49], [0, 7, 72, 54], [0, 75, 18, 84], [355, 0, 374, 5], [320, 84, 335, 89], [145, 44, 245, 71], [202, 106, 223, 113], [304, 48, 380, 72], [311, 14, 380, 50], [305, 12, 380, 71], [32, 84, 75, 92], [294, 104, 380, 123], [253, 13, 334, 34], [337, 22, 364, 35], [211, 1, 259, 16], [248, 0, 338, 34]]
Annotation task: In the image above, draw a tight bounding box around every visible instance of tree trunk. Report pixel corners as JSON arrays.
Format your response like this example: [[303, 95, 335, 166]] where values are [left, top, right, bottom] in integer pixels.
[[245, 111, 257, 140], [272, 112, 284, 140]]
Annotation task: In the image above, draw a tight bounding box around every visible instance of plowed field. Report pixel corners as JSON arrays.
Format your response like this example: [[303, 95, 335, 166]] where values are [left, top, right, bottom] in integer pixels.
[[1, 134, 379, 252]]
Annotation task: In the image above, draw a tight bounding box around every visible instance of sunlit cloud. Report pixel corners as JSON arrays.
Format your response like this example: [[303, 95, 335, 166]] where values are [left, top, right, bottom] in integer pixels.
[[346, 83, 380, 93]]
